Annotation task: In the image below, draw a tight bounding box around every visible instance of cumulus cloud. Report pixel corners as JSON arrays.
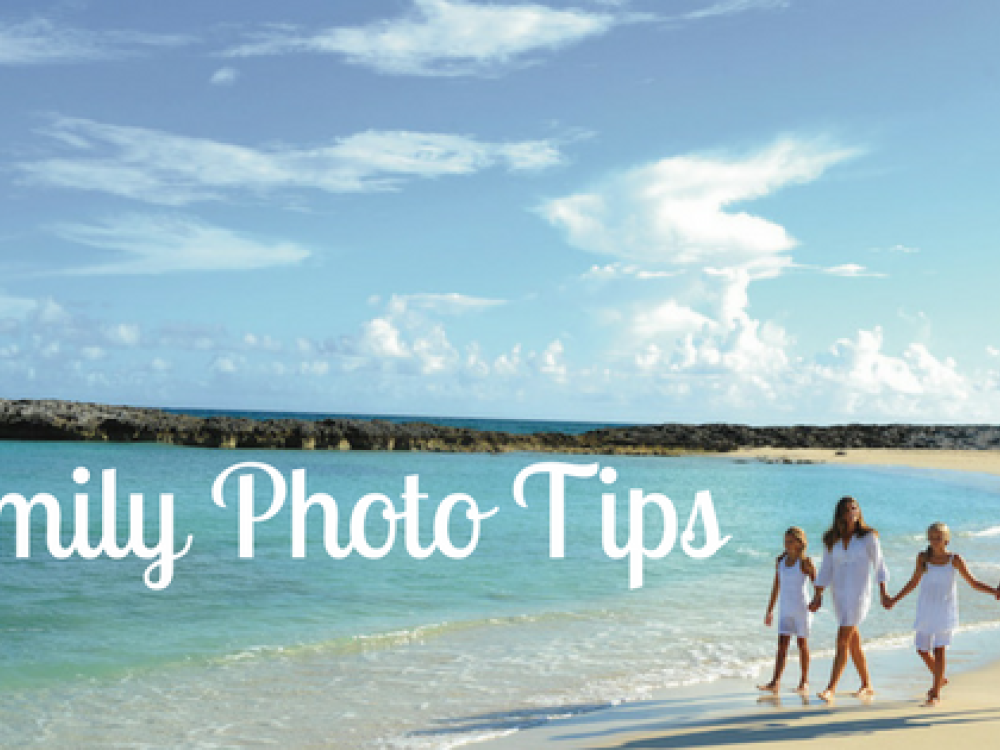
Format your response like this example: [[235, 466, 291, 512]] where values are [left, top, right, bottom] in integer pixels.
[[542, 137, 859, 269], [51, 214, 310, 274], [225, 0, 625, 76], [22, 117, 563, 205], [813, 328, 971, 417], [0, 18, 190, 65]]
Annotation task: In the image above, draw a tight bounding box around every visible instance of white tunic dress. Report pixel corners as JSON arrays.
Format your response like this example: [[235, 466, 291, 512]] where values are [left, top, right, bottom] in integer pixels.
[[914, 555, 959, 634], [815, 532, 889, 627]]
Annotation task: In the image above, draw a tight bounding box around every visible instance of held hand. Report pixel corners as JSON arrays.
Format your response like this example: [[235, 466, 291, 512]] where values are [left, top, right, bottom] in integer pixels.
[[808, 594, 822, 613], [764, 612, 773, 626]]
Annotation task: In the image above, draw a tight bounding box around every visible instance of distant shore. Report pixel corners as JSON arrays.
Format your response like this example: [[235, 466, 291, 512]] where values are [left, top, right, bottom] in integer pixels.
[[3, 398, 1000, 455]]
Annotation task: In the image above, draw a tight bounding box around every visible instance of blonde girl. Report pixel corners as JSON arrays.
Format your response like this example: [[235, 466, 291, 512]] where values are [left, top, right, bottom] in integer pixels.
[[759, 526, 816, 694], [887, 522, 998, 706]]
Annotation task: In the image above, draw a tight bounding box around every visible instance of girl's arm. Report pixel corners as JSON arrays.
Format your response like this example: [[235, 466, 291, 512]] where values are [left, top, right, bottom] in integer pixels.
[[809, 550, 831, 611], [953, 554, 999, 596], [802, 557, 817, 582], [764, 565, 781, 625], [889, 553, 925, 608], [867, 533, 892, 608]]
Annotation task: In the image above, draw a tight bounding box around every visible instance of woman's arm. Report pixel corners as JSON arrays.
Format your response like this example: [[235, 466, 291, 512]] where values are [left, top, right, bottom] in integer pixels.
[[867, 533, 892, 607], [953, 554, 998, 596], [765, 566, 781, 625], [888, 554, 925, 608]]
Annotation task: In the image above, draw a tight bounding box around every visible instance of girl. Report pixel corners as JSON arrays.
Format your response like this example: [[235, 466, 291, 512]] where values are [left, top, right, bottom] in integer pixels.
[[809, 496, 890, 702], [759, 526, 816, 694], [887, 522, 998, 706]]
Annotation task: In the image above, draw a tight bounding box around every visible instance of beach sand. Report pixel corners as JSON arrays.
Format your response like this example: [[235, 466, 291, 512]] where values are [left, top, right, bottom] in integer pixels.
[[728, 447, 1000, 477], [479, 448, 1000, 750]]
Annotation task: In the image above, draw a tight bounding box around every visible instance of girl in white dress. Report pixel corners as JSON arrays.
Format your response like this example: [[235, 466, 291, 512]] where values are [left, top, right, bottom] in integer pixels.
[[888, 522, 998, 706], [759, 527, 816, 694], [808, 496, 891, 702]]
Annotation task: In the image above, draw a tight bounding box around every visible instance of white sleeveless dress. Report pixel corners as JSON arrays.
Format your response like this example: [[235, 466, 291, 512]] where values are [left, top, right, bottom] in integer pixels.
[[914, 555, 958, 651], [777, 557, 812, 637]]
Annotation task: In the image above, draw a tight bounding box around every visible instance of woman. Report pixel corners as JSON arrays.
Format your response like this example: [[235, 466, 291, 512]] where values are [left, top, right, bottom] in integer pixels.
[[808, 496, 890, 701]]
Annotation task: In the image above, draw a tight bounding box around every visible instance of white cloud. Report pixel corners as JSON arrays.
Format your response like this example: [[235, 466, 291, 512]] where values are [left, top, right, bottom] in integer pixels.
[[581, 263, 683, 281], [23, 118, 563, 205], [210, 355, 241, 375], [0, 18, 190, 65], [225, 0, 624, 76], [103, 323, 141, 346], [0, 292, 39, 319], [243, 333, 284, 352], [51, 214, 310, 274], [542, 137, 859, 269], [683, 0, 789, 21], [632, 300, 713, 339], [210, 66, 239, 86], [386, 292, 506, 317], [823, 263, 886, 278], [871, 243, 920, 254], [812, 328, 972, 417], [81, 346, 106, 360]]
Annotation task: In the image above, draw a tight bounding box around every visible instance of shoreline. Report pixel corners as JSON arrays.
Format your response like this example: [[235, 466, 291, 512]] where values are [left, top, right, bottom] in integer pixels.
[[476, 450, 1000, 750], [726, 447, 1000, 477]]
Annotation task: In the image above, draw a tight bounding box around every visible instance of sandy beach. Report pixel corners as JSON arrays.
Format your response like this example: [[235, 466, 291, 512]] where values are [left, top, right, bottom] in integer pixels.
[[481, 448, 1000, 750], [728, 448, 1000, 477]]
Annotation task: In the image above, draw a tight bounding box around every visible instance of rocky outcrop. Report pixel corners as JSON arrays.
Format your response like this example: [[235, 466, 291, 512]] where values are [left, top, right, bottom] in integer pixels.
[[2, 398, 999, 454]]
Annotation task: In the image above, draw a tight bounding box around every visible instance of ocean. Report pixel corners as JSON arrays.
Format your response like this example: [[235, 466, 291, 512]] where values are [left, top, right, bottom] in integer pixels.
[[2, 413, 1000, 748]]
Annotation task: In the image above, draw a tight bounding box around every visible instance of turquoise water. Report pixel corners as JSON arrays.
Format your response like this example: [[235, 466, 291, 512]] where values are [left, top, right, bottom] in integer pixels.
[[2, 440, 1000, 747]]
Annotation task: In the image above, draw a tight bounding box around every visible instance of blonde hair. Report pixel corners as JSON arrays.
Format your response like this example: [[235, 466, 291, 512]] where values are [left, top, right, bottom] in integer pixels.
[[923, 522, 951, 568], [786, 526, 808, 554], [779, 526, 809, 563]]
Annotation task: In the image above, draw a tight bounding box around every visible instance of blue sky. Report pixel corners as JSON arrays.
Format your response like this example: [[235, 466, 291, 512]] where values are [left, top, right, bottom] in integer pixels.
[[1, 0, 998, 423]]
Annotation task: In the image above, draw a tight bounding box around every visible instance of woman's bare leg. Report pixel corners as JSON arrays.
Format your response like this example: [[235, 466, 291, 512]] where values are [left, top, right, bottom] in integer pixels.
[[818, 626, 855, 701], [849, 629, 874, 697]]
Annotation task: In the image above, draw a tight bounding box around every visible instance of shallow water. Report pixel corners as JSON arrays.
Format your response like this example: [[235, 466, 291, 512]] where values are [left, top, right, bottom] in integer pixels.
[[2, 440, 1000, 747]]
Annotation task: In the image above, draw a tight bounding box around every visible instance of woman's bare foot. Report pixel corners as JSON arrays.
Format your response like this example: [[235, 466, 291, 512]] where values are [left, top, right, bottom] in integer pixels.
[[817, 688, 835, 702], [852, 686, 876, 699], [757, 681, 780, 693]]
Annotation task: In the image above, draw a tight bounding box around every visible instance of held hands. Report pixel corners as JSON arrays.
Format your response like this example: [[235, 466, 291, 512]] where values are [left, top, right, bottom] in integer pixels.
[[808, 594, 822, 613], [882, 592, 895, 610]]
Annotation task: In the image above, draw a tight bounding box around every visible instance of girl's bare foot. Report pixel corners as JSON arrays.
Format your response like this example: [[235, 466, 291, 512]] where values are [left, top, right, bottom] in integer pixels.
[[757, 682, 780, 693], [817, 688, 835, 702], [922, 692, 940, 707], [852, 686, 875, 699]]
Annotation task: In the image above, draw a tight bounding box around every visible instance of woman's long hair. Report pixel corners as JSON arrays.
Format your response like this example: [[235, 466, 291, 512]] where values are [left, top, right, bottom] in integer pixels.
[[822, 496, 876, 551]]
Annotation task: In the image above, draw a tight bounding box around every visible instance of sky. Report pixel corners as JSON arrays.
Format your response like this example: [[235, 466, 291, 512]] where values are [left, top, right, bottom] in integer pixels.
[[1, 0, 999, 424]]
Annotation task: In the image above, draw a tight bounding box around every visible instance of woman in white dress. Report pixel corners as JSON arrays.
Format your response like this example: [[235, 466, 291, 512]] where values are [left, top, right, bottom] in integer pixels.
[[808, 496, 890, 701]]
